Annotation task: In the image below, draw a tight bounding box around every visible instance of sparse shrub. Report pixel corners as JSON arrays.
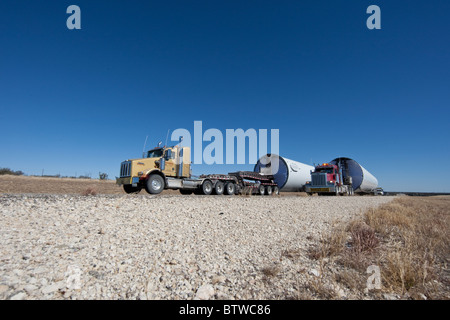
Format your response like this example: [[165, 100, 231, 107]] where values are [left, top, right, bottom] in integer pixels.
[[308, 224, 347, 261], [82, 187, 97, 196], [347, 221, 379, 254], [99, 172, 108, 180], [303, 277, 338, 300], [282, 248, 302, 261], [261, 265, 281, 278]]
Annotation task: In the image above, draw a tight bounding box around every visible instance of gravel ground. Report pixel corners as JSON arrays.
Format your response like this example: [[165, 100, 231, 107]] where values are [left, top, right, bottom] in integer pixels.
[[0, 193, 395, 300]]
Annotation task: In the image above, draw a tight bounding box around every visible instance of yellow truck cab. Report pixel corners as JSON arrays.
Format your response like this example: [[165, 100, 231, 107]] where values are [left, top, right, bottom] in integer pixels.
[[116, 144, 191, 194]]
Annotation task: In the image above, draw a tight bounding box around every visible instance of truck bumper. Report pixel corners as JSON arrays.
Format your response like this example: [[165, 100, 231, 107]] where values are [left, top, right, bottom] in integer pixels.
[[116, 177, 140, 186], [305, 185, 336, 193]]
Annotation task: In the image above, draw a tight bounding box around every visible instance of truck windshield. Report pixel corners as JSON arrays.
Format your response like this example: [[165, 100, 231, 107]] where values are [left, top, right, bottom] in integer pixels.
[[147, 148, 163, 158], [317, 168, 334, 173]]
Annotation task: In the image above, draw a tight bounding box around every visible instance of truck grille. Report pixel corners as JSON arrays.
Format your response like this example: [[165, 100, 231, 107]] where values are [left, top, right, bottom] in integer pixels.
[[120, 161, 132, 177], [312, 173, 326, 186]]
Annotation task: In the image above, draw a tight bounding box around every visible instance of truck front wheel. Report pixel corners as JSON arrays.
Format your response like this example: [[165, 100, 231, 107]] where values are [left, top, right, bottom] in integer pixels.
[[145, 174, 165, 194]]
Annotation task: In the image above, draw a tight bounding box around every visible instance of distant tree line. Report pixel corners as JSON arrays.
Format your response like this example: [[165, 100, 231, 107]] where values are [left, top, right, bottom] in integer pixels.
[[0, 168, 110, 180], [0, 168, 24, 176]]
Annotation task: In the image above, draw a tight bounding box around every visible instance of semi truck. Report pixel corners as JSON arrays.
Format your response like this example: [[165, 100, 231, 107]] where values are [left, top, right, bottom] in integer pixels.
[[304, 162, 354, 196], [116, 141, 279, 196], [304, 157, 380, 196]]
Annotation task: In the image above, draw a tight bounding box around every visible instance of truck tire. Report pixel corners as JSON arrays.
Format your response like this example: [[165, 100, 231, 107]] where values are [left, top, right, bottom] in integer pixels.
[[145, 174, 165, 194], [265, 186, 272, 195], [258, 184, 265, 195], [214, 181, 224, 195], [273, 186, 279, 195], [224, 182, 235, 195], [123, 184, 142, 194], [201, 180, 213, 195]]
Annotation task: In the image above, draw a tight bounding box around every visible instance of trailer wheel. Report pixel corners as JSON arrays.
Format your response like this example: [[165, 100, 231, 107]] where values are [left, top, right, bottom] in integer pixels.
[[123, 184, 142, 194], [145, 174, 165, 194], [201, 180, 213, 195], [265, 186, 272, 195], [258, 184, 265, 195], [273, 186, 279, 195], [224, 182, 235, 195], [214, 181, 224, 195]]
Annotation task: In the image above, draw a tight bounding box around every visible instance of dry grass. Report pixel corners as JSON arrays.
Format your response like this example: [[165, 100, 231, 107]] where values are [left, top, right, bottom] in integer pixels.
[[347, 220, 379, 254], [308, 223, 347, 261], [366, 196, 449, 297], [0, 174, 123, 195], [0, 174, 179, 195], [307, 196, 450, 299]]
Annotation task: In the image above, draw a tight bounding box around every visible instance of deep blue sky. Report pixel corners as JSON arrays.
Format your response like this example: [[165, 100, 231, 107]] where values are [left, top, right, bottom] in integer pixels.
[[1, 1, 449, 192]]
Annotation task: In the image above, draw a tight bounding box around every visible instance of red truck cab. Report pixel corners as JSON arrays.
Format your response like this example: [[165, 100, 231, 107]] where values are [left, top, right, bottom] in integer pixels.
[[304, 163, 353, 195], [314, 163, 341, 185]]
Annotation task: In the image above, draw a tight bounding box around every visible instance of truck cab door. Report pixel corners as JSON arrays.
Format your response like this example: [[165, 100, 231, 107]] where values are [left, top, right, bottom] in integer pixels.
[[161, 148, 176, 177]]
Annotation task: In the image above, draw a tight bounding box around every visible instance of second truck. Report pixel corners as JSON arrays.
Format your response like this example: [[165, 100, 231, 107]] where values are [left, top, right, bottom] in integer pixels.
[[304, 162, 355, 196]]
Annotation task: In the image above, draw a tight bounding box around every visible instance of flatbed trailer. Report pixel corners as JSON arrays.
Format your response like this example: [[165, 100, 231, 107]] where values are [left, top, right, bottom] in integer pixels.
[[193, 171, 279, 196]]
